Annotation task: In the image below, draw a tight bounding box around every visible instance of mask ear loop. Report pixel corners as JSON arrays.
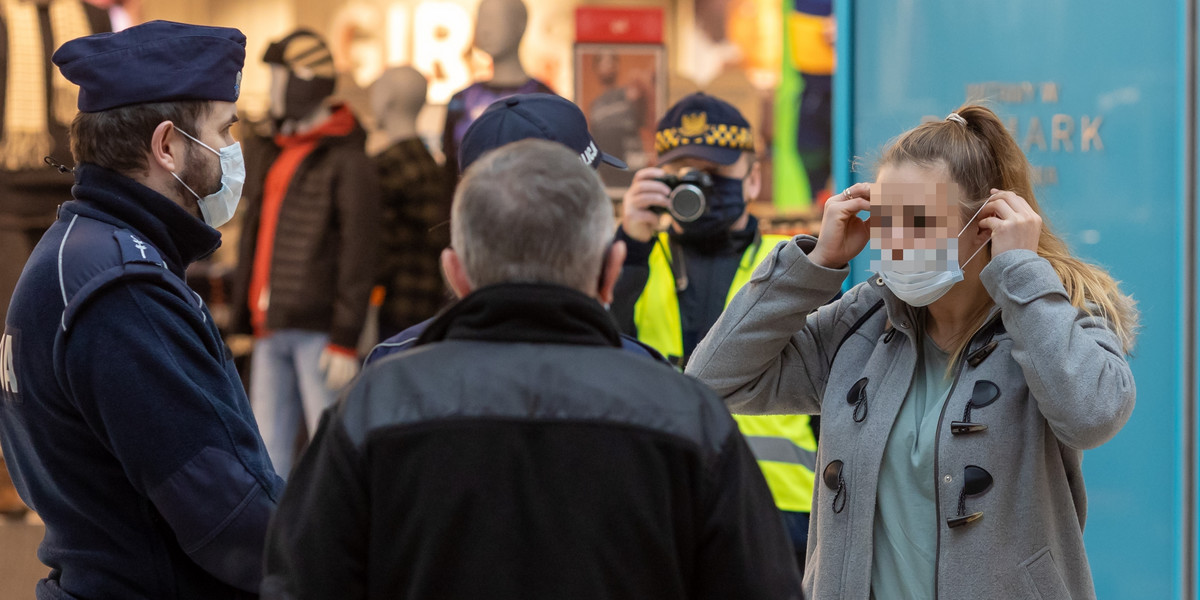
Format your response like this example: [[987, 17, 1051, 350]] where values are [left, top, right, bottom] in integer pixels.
[[171, 171, 203, 201], [957, 199, 993, 270], [176, 128, 220, 156]]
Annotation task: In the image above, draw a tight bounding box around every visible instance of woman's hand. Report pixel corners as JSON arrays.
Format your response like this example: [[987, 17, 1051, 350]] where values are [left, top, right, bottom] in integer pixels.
[[977, 189, 1042, 256], [809, 183, 872, 269]]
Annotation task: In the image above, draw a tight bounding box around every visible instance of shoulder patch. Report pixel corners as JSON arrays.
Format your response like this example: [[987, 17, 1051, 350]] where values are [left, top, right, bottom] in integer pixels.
[[114, 229, 165, 267]]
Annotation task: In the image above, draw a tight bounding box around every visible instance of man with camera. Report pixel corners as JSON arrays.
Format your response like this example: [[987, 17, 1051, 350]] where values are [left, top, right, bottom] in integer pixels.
[[611, 92, 818, 573]]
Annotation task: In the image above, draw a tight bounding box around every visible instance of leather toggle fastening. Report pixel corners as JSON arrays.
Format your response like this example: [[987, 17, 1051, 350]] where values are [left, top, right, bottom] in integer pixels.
[[950, 421, 988, 435], [847, 377, 868, 423], [823, 460, 847, 513], [951, 380, 999, 435], [947, 465, 993, 528]]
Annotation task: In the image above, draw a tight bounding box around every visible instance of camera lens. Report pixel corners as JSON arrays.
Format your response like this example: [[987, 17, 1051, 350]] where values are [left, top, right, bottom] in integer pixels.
[[669, 184, 706, 222]]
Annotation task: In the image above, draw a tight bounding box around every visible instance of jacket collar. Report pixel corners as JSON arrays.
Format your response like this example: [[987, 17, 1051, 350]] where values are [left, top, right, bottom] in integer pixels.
[[274, 103, 361, 148], [866, 273, 1003, 340], [417, 283, 623, 348], [63, 163, 222, 277]]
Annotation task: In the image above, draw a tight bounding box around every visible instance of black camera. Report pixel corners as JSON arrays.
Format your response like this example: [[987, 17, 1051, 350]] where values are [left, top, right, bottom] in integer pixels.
[[649, 170, 714, 223]]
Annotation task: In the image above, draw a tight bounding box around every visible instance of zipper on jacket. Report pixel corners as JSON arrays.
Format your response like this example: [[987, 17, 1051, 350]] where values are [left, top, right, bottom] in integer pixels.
[[931, 311, 1002, 600]]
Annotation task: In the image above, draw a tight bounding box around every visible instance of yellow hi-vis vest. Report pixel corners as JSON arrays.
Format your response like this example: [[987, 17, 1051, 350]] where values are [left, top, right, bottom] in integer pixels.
[[633, 233, 817, 513]]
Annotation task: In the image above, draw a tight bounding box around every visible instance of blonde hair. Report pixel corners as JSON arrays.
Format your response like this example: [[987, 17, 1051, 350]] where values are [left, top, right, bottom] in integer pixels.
[[878, 104, 1139, 364]]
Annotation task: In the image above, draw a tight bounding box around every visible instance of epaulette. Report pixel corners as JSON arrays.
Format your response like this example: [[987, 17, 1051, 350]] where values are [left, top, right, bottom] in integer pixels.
[[58, 220, 199, 332], [114, 229, 166, 268]]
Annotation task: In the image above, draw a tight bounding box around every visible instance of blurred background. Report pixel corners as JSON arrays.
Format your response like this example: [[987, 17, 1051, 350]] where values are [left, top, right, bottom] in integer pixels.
[[1, 1, 1198, 598]]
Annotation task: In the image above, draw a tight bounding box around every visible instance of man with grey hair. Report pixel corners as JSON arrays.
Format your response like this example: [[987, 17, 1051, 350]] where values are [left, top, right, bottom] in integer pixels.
[[260, 139, 803, 600]]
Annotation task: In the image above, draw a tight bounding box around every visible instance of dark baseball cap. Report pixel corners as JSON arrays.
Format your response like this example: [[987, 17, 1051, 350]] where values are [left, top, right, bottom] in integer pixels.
[[654, 92, 754, 166], [459, 93, 627, 172]]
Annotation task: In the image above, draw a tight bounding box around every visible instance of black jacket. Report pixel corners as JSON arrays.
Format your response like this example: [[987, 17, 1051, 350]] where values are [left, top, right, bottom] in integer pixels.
[[231, 110, 382, 348], [261, 283, 802, 600]]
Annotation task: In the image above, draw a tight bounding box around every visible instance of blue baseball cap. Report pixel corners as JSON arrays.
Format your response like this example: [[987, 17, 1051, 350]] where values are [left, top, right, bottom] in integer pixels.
[[654, 92, 754, 166], [53, 20, 246, 113], [459, 93, 627, 172]]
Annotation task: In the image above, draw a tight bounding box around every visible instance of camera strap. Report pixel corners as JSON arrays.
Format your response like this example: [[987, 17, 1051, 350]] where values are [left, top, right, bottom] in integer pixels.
[[655, 235, 689, 293]]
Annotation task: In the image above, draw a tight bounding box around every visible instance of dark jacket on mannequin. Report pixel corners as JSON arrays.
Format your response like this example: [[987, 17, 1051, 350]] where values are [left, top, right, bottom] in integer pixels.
[[231, 107, 382, 349]]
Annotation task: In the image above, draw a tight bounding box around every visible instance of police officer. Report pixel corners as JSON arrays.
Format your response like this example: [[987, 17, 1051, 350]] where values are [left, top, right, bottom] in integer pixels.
[[611, 92, 819, 571], [0, 21, 283, 599]]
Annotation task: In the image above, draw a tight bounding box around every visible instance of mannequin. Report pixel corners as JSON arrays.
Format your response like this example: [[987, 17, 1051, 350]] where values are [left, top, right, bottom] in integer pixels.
[[370, 66, 453, 339], [371, 65, 426, 148], [440, 0, 552, 179], [268, 64, 333, 136], [474, 0, 530, 87], [231, 29, 382, 477]]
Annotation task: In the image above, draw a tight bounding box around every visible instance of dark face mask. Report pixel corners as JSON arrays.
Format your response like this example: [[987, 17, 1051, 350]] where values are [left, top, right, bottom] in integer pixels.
[[674, 174, 745, 243], [272, 74, 336, 130]]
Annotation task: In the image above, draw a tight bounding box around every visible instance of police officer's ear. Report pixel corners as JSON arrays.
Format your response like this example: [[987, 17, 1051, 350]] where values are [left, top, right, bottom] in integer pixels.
[[596, 240, 626, 305], [741, 153, 762, 203], [149, 120, 187, 174], [440, 247, 474, 299]]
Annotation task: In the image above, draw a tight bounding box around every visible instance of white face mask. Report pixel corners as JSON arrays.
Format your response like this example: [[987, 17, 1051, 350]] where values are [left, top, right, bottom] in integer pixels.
[[872, 201, 991, 307], [170, 128, 245, 228]]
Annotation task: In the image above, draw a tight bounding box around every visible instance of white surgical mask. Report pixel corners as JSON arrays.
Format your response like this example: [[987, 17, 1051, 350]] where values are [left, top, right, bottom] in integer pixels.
[[171, 129, 245, 228], [874, 202, 991, 307]]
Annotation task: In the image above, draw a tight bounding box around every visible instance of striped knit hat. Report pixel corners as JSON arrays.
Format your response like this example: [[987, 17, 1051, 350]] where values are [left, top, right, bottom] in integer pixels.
[[263, 29, 336, 120]]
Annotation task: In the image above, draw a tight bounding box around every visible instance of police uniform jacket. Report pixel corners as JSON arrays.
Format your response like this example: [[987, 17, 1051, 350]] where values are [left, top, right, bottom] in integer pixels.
[[0, 164, 285, 599], [686, 236, 1135, 600], [261, 282, 802, 600]]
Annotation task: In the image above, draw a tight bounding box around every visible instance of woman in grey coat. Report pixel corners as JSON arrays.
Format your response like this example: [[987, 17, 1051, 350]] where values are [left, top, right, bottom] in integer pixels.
[[686, 104, 1137, 600]]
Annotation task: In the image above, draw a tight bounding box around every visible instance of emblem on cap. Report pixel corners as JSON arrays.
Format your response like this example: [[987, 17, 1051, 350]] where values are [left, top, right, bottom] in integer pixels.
[[234, 71, 242, 99], [679, 113, 709, 137], [580, 141, 599, 166]]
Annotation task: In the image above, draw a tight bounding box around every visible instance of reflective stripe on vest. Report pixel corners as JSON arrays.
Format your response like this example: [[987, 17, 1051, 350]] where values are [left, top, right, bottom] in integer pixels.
[[633, 233, 816, 512], [733, 414, 817, 513]]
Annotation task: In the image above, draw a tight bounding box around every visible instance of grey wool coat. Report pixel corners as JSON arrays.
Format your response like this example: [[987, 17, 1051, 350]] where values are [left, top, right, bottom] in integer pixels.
[[686, 235, 1135, 600]]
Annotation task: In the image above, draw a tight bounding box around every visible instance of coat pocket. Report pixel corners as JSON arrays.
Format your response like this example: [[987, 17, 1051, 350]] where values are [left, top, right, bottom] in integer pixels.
[[1020, 546, 1071, 600]]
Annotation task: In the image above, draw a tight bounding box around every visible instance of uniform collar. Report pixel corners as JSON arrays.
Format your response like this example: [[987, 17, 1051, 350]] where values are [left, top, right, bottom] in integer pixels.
[[65, 163, 222, 276]]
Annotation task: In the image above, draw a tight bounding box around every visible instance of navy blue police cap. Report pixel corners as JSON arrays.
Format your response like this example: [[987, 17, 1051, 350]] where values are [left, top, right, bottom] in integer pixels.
[[459, 93, 627, 172], [53, 20, 246, 113], [654, 92, 754, 166]]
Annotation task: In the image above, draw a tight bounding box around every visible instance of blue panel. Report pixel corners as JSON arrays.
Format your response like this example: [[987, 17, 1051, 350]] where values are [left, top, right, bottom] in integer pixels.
[[839, 2, 1185, 598]]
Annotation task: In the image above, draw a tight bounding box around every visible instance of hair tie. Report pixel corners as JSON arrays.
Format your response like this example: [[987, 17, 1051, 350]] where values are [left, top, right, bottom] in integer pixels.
[[945, 112, 967, 126]]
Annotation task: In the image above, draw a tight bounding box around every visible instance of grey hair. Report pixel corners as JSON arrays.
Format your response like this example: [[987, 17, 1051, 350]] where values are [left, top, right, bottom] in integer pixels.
[[452, 139, 613, 293]]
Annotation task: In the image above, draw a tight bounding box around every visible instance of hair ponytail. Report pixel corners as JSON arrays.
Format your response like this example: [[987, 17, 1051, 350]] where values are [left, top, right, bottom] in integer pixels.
[[880, 104, 1139, 359]]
